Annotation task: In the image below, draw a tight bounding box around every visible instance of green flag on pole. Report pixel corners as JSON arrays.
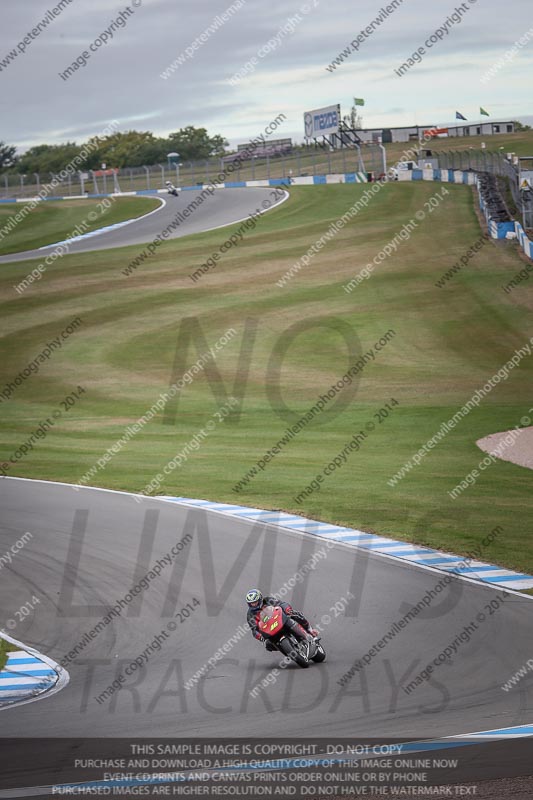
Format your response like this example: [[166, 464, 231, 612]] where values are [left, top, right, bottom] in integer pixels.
[[354, 98, 365, 106], [480, 107, 490, 116]]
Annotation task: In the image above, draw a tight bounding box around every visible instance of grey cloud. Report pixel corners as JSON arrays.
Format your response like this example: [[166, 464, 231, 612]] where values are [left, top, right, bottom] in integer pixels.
[[0, 0, 530, 151]]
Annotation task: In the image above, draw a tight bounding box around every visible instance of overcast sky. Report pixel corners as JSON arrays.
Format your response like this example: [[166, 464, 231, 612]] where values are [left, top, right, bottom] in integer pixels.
[[1, 0, 532, 152]]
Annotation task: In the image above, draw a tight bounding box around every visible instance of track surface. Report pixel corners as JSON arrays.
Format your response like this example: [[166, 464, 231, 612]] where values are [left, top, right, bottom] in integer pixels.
[[0, 187, 283, 263], [1, 478, 532, 747]]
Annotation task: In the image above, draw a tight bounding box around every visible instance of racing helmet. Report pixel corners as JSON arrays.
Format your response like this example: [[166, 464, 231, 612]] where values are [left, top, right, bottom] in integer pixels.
[[246, 589, 263, 610], [165, 180, 172, 186]]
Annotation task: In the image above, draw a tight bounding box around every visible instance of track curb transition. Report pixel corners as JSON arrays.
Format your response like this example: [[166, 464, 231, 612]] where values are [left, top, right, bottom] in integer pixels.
[[160, 496, 533, 591], [0, 477, 532, 800], [0, 629, 69, 709]]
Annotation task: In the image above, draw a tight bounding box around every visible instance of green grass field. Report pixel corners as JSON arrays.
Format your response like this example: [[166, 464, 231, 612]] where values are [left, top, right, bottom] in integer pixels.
[[1, 183, 532, 574], [383, 128, 533, 161], [0, 638, 17, 671], [0, 197, 160, 255]]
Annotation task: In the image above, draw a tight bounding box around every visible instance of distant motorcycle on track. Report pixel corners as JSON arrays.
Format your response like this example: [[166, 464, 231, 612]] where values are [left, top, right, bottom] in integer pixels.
[[257, 605, 326, 668], [165, 180, 181, 197]]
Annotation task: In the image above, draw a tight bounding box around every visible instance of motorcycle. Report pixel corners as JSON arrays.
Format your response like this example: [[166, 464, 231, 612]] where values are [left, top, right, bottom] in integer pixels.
[[258, 605, 326, 669], [165, 183, 181, 197]]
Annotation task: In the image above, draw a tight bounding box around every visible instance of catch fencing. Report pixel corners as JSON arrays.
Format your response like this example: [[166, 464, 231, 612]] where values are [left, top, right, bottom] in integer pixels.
[[0, 145, 384, 201], [3, 145, 530, 230], [437, 149, 532, 229]]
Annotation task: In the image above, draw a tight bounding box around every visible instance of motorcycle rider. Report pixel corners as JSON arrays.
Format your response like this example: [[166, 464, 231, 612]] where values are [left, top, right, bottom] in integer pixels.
[[245, 588, 318, 651], [165, 180, 180, 197]]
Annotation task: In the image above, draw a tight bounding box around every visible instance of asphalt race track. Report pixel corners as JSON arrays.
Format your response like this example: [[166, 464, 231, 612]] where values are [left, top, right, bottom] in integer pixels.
[[0, 183, 532, 791], [0, 187, 286, 263], [1, 477, 532, 791]]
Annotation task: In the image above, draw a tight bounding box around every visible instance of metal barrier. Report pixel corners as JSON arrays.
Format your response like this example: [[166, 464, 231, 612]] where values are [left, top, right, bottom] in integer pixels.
[[0, 145, 386, 201], [437, 149, 531, 229], [2, 145, 530, 230]]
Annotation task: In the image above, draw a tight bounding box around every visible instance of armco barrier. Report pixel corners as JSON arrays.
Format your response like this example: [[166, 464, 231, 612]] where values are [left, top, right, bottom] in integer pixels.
[[477, 175, 515, 240], [396, 168, 476, 185], [5, 169, 481, 204], [1, 173, 369, 205], [399, 167, 532, 261], [515, 221, 533, 259]]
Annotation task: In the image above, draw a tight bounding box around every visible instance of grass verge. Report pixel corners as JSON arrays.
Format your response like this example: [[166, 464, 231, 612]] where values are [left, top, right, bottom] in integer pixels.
[[1, 183, 532, 573], [0, 638, 17, 671], [0, 196, 160, 255]]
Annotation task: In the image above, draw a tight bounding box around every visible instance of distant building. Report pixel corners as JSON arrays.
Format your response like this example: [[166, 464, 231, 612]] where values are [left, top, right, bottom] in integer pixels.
[[222, 138, 293, 162], [356, 125, 437, 144], [447, 121, 515, 137], [355, 122, 515, 144]]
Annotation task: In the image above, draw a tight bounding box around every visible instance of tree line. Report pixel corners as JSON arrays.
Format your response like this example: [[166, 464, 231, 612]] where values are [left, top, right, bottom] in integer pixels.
[[0, 127, 229, 174]]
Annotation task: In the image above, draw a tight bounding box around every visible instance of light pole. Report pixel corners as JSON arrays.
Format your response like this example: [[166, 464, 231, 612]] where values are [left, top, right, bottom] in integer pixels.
[[167, 152, 180, 186]]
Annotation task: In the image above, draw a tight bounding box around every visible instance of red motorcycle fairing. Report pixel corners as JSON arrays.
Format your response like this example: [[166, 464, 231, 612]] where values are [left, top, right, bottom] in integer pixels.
[[257, 605, 309, 642], [257, 605, 325, 668], [257, 605, 285, 637]]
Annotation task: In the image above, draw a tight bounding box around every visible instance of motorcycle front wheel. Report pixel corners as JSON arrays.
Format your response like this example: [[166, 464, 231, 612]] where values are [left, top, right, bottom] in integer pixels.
[[312, 644, 326, 663], [278, 636, 309, 668]]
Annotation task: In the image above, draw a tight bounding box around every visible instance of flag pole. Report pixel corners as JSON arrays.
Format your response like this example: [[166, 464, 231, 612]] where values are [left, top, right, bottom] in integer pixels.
[[415, 108, 421, 154]]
